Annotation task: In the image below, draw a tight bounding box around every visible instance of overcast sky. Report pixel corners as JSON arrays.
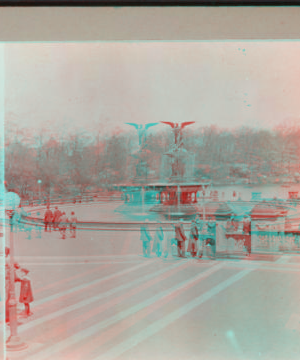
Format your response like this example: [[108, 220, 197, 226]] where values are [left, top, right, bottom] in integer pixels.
[[4, 41, 300, 136]]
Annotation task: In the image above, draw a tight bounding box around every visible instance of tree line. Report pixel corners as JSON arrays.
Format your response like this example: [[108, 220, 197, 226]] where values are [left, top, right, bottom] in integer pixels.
[[4, 122, 300, 199]]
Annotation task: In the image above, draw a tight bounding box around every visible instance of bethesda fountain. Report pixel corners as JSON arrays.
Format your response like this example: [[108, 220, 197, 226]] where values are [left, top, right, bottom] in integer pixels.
[[115, 121, 211, 219]]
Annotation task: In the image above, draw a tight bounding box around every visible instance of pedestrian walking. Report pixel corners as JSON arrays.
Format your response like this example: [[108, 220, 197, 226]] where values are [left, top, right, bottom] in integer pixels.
[[206, 217, 217, 259], [18, 268, 34, 317], [152, 221, 164, 257], [69, 211, 78, 238], [175, 220, 187, 258], [59, 212, 68, 239], [52, 207, 61, 230], [140, 221, 152, 257], [187, 219, 199, 257], [243, 215, 252, 256], [44, 205, 53, 232]]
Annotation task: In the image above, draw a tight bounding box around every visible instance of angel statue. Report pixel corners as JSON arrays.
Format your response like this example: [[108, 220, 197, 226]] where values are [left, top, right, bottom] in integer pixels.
[[165, 151, 186, 178], [161, 121, 195, 148], [126, 122, 159, 149]]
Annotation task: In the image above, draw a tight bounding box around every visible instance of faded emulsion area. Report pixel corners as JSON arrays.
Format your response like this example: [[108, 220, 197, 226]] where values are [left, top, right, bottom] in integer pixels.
[[2, 42, 300, 360]]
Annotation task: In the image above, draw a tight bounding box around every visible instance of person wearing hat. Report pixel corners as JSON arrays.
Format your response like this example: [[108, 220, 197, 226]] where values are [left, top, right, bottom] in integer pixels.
[[44, 205, 53, 232], [243, 215, 252, 257], [52, 206, 62, 230], [187, 219, 199, 257], [175, 219, 187, 258], [18, 268, 34, 317], [140, 220, 152, 257]]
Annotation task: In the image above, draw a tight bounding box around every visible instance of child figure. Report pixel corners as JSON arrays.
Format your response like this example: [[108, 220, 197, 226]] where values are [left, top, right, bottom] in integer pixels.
[[19, 268, 34, 317], [59, 212, 68, 239], [69, 211, 78, 238]]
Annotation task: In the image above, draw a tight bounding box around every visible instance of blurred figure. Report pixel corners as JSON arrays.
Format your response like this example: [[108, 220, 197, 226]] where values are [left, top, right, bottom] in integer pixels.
[[206, 217, 217, 259], [140, 220, 152, 257], [10, 208, 22, 233], [175, 219, 187, 258], [52, 206, 61, 230], [152, 221, 164, 257], [36, 212, 42, 239], [195, 215, 204, 258], [243, 215, 252, 257], [14, 262, 21, 279], [296, 224, 300, 248], [17, 207, 27, 233], [69, 211, 78, 238], [44, 205, 53, 232], [187, 219, 199, 257], [25, 212, 32, 240], [59, 212, 68, 239], [163, 227, 173, 259]]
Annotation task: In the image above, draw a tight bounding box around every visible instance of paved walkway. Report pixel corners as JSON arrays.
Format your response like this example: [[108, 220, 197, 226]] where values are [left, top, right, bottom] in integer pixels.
[[3, 250, 300, 360]]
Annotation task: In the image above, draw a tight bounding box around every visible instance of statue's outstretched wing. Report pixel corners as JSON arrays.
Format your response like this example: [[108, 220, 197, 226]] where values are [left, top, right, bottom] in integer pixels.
[[125, 123, 139, 129], [161, 121, 175, 128], [181, 121, 195, 129], [145, 122, 159, 130]]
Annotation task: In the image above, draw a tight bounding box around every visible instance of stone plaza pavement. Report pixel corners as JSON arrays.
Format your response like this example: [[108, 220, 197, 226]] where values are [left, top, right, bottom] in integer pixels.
[[3, 226, 300, 360]]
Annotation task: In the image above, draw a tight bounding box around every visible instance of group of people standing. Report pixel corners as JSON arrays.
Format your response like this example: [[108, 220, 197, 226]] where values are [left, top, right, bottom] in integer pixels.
[[44, 206, 78, 239], [140, 215, 217, 260]]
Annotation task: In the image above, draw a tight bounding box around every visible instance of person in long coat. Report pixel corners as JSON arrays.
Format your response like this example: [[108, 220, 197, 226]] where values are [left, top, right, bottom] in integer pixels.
[[140, 221, 152, 257], [175, 220, 187, 258], [243, 215, 252, 256], [196, 216, 205, 258], [152, 221, 164, 257], [19, 268, 34, 317], [44, 205, 53, 232], [187, 219, 199, 257], [52, 207, 62, 230]]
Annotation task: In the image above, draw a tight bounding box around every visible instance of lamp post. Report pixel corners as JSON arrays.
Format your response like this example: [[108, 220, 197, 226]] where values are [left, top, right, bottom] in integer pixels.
[[37, 179, 42, 204], [199, 183, 211, 221], [5, 191, 27, 351]]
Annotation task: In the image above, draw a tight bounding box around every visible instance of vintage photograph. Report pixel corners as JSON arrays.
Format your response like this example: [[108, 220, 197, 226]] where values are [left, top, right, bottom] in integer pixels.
[[2, 40, 300, 359]]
